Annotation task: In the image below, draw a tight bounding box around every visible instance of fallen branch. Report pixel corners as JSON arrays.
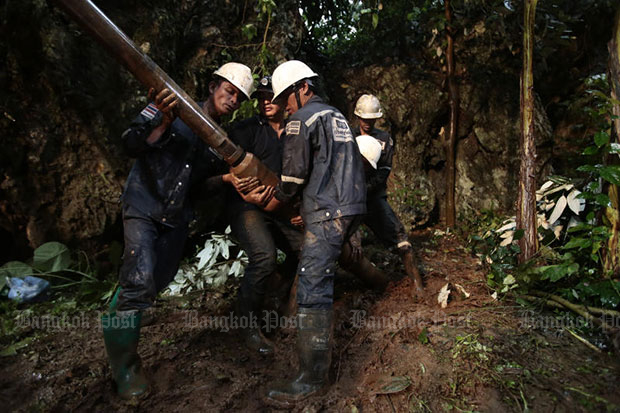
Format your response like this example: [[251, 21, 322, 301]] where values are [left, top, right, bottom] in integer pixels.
[[565, 328, 602, 353], [520, 291, 618, 332], [531, 290, 620, 318]]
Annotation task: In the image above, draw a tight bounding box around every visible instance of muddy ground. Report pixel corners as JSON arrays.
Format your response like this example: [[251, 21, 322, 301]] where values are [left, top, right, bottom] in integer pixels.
[[1, 229, 619, 412]]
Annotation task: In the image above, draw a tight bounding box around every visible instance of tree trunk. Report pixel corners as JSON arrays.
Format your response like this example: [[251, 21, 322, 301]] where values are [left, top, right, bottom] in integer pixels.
[[517, 0, 539, 263], [444, 0, 459, 228], [605, 6, 620, 275]]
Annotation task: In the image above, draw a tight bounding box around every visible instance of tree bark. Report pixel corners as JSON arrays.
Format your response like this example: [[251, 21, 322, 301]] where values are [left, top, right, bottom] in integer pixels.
[[605, 6, 620, 275], [517, 0, 539, 263], [444, 0, 459, 228]]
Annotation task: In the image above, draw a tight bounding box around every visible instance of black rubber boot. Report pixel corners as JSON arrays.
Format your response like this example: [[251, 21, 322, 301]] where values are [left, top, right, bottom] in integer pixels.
[[400, 248, 424, 295], [264, 308, 332, 407], [102, 311, 148, 399], [236, 295, 274, 355], [339, 241, 390, 291]]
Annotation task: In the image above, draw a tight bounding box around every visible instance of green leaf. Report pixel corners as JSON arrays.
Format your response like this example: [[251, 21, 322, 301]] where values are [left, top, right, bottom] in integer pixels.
[[594, 131, 610, 147], [0, 261, 35, 279], [562, 237, 592, 249], [599, 165, 620, 185], [0, 337, 33, 357], [241, 23, 257, 41], [595, 193, 611, 207], [577, 165, 599, 173], [372, 13, 379, 29], [376, 375, 412, 394], [513, 229, 525, 241], [33, 242, 72, 273], [418, 327, 429, 344], [582, 146, 599, 156]]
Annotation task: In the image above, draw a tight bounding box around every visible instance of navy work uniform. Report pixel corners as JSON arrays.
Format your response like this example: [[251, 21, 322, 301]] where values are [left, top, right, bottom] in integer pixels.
[[352, 126, 411, 251], [227, 115, 304, 314], [276, 96, 367, 309], [118, 103, 225, 312]]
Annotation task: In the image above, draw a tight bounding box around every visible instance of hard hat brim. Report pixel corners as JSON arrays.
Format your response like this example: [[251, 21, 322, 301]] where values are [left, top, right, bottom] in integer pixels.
[[355, 111, 383, 119]]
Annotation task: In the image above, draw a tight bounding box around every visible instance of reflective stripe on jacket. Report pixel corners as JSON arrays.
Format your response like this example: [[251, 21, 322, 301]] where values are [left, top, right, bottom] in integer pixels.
[[276, 96, 366, 223]]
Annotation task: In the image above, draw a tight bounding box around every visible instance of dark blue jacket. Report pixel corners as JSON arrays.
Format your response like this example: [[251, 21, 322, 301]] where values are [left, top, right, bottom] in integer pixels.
[[121, 103, 225, 227], [227, 115, 282, 212], [276, 96, 367, 223], [352, 126, 394, 197]]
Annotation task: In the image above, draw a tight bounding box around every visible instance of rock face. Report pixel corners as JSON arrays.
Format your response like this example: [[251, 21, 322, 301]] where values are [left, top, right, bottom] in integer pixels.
[[338, 64, 553, 231]]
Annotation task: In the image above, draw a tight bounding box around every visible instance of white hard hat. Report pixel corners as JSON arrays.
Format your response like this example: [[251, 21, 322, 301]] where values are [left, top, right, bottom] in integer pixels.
[[354, 94, 383, 119], [271, 60, 318, 101], [213, 62, 255, 99], [356, 135, 382, 169]]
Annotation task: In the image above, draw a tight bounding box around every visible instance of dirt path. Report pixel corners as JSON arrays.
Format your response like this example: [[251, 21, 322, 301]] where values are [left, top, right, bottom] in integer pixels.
[[1, 230, 619, 412]]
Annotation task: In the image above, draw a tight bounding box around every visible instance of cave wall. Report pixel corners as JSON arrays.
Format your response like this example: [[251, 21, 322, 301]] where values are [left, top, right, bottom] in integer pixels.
[[0, 0, 302, 261]]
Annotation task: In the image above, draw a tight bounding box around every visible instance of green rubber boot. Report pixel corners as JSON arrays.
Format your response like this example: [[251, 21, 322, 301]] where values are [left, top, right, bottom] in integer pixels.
[[108, 287, 122, 312], [264, 308, 332, 407], [102, 311, 148, 399]]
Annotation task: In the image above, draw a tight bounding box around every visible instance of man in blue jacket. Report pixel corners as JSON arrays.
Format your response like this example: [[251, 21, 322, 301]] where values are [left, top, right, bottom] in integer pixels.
[[251, 60, 367, 406], [102, 62, 254, 399], [352, 94, 424, 294]]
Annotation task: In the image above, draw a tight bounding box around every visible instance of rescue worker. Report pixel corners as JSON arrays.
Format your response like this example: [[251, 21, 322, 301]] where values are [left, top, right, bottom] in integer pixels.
[[101, 62, 254, 399], [247, 60, 367, 405], [352, 94, 424, 294], [226, 76, 304, 355]]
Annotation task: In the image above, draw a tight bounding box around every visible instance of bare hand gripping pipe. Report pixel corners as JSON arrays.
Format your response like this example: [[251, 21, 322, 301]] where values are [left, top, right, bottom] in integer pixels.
[[51, 0, 279, 187]]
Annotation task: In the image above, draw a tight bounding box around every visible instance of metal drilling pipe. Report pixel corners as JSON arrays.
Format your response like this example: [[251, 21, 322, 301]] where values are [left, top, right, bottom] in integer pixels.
[[51, 0, 279, 186]]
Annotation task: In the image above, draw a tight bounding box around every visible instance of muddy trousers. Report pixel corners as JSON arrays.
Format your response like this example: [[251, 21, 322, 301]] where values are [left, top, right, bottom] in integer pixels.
[[297, 216, 361, 309], [364, 193, 410, 249], [230, 208, 303, 354], [116, 204, 189, 312], [365, 193, 423, 290], [230, 208, 304, 315]]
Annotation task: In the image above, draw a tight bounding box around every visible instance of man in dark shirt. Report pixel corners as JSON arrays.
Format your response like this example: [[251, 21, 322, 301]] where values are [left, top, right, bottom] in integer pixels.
[[226, 76, 304, 355], [351, 94, 424, 294], [255, 60, 367, 406], [102, 62, 254, 399]]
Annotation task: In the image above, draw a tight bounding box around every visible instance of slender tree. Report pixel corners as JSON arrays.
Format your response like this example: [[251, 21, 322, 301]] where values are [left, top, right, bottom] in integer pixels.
[[517, 0, 539, 263], [604, 5, 620, 274], [444, 0, 459, 228]]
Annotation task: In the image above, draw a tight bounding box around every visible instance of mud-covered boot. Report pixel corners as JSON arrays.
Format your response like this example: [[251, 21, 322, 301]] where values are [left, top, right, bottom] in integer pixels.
[[400, 248, 424, 294], [339, 241, 390, 291], [236, 296, 274, 355], [108, 287, 156, 326], [264, 308, 332, 407], [346, 256, 390, 291], [102, 311, 148, 399]]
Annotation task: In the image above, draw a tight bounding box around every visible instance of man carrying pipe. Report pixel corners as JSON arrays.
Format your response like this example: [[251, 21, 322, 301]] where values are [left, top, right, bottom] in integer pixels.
[[48, 0, 279, 400], [102, 63, 256, 400]]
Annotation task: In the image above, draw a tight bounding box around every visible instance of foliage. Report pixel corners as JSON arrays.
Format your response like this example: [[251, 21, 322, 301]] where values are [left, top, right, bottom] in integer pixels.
[[0, 242, 115, 303], [164, 226, 248, 296], [470, 77, 620, 309]]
